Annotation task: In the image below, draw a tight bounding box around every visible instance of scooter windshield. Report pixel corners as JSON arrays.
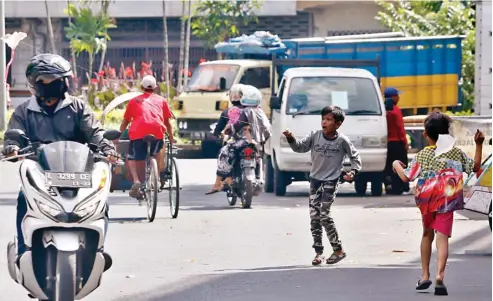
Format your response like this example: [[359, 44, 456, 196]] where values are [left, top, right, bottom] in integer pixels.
[[38, 141, 94, 172]]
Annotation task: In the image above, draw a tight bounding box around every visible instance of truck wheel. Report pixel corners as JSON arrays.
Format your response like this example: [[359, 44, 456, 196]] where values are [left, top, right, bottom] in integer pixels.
[[201, 140, 219, 158], [274, 164, 287, 196], [354, 176, 367, 195], [263, 155, 274, 193], [371, 179, 383, 197]]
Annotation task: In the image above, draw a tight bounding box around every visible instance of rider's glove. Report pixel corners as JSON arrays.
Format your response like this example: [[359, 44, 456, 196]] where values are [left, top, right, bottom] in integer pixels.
[[2, 145, 19, 156]]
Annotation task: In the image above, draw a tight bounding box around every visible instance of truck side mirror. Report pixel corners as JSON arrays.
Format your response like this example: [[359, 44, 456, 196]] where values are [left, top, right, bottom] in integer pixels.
[[270, 96, 281, 110], [219, 77, 226, 91]]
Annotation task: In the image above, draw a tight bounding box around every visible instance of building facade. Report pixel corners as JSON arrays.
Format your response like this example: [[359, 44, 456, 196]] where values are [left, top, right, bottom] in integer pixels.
[[4, 0, 386, 92]]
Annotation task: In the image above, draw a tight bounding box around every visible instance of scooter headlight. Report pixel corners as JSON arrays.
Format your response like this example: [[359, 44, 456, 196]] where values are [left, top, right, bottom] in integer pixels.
[[74, 200, 101, 219], [35, 198, 64, 218]]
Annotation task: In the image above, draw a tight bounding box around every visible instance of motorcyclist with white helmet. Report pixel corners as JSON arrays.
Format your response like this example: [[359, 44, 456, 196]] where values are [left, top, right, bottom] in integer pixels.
[[206, 85, 271, 194], [2, 53, 117, 269]]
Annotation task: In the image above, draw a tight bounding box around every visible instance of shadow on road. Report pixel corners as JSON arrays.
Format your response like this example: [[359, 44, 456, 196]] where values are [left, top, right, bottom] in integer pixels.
[[115, 256, 491, 301]]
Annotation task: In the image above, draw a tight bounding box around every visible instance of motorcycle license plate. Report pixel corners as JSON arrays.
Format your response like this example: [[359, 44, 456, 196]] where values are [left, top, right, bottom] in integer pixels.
[[45, 172, 92, 188], [240, 159, 256, 168]]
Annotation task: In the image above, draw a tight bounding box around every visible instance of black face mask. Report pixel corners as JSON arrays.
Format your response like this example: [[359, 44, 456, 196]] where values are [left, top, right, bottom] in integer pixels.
[[35, 79, 67, 115], [35, 79, 66, 101]]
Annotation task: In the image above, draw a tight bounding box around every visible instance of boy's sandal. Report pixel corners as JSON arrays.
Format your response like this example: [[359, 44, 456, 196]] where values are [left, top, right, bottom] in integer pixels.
[[434, 280, 448, 296], [312, 254, 325, 266], [415, 279, 432, 290], [326, 252, 346, 264]]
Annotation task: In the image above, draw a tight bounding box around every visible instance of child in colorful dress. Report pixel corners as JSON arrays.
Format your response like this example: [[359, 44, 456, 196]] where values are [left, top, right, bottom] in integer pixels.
[[392, 112, 485, 296]]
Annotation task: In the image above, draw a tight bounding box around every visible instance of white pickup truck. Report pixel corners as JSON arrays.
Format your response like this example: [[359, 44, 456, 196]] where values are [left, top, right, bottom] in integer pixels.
[[264, 59, 388, 197]]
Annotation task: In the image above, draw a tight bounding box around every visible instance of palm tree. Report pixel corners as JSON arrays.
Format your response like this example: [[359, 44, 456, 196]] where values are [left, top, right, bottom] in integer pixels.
[[98, 0, 111, 72], [66, 0, 78, 88], [177, 0, 186, 92], [183, 0, 192, 88], [65, 4, 115, 78], [44, 0, 57, 53], [162, 0, 170, 101]]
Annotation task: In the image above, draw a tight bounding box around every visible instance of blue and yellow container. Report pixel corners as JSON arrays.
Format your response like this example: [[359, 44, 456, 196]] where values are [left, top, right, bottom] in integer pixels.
[[283, 36, 463, 115]]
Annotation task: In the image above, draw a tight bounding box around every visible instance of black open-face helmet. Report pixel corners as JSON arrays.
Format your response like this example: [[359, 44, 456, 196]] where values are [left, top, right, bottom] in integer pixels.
[[25, 53, 73, 100]]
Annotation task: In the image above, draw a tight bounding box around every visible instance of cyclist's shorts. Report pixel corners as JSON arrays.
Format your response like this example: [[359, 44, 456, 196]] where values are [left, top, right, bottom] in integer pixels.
[[127, 139, 164, 161]]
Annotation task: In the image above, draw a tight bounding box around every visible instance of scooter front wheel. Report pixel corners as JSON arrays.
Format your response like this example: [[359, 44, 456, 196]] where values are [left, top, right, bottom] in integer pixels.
[[49, 251, 76, 301]]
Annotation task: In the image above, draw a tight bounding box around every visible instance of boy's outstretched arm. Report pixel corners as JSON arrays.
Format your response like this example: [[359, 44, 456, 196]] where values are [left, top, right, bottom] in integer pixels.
[[285, 130, 314, 153]]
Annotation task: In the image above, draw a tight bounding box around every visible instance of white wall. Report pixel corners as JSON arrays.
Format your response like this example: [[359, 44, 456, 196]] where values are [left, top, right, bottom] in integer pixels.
[[308, 1, 386, 37], [5, 0, 297, 18]]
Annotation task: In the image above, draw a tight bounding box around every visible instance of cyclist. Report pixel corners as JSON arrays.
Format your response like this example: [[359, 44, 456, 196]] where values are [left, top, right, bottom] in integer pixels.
[[206, 85, 271, 194], [2, 53, 118, 269], [212, 83, 244, 138], [119, 75, 176, 199]]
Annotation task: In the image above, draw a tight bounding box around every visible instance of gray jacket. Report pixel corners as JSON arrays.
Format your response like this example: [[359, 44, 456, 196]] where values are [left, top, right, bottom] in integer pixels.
[[233, 107, 271, 143], [4, 96, 114, 152]]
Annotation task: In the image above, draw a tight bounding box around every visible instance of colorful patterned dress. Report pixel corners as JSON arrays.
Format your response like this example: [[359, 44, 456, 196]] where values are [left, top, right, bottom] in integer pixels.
[[405, 145, 474, 215]]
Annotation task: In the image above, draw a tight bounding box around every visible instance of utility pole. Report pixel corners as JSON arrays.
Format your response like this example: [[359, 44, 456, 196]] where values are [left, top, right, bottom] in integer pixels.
[[0, 0, 6, 131]]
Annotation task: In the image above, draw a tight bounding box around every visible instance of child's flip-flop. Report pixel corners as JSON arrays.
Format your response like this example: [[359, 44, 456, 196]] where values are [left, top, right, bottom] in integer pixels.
[[416, 279, 432, 290], [326, 252, 346, 264], [434, 280, 448, 296]]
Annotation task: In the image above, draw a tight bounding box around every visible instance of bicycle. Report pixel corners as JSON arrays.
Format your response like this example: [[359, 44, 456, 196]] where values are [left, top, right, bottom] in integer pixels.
[[140, 134, 160, 222], [140, 134, 181, 221], [160, 137, 180, 219]]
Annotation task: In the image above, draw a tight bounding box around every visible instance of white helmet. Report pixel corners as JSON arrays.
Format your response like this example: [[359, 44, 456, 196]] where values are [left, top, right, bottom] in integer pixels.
[[240, 85, 262, 107], [229, 83, 244, 102]]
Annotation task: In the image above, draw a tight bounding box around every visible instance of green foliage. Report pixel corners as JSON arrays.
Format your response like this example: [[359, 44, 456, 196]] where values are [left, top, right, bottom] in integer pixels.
[[191, 0, 262, 49], [64, 3, 117, 74], [375, 0, 476, 111]]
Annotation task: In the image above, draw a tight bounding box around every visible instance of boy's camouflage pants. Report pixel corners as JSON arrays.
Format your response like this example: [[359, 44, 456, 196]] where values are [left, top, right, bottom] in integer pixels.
[[309, 178, 343, 254]]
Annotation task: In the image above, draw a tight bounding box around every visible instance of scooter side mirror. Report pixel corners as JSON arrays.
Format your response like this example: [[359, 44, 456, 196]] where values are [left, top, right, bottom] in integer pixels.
[[4, 129, 29, 144], [103, 130, 121, 141]]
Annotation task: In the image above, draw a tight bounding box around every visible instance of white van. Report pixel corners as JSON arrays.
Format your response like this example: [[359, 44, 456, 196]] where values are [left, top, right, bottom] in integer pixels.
[[264, 67, 388, 196]]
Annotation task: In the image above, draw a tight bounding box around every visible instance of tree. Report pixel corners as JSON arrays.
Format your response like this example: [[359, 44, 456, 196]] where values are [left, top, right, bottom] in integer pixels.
[[64, 3, 116, 79], [44, 0, 57, 53], [191, 0, 262, 49], [162, 0, 170, 100], [177, 0, 186, 92], [66, 0, 78, 87], [375, 0, 476, 111], [183, 0, 192, 89], [98, 0, 113, 72]]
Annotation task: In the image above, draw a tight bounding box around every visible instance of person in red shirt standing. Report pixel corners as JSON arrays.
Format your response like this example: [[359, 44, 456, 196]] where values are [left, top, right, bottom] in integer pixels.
[[120, 75, 176, 199], [383, 87, 410, 195]]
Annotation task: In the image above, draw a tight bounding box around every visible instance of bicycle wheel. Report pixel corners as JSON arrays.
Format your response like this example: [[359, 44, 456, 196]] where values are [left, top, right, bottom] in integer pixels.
[[146, 158, 159, 222], [168, 157, 180, 218]]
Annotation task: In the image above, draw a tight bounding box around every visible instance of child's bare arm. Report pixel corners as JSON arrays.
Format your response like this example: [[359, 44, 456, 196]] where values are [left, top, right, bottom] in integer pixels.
[[392, 161, 410, 183], [472, 129, 485, 172]]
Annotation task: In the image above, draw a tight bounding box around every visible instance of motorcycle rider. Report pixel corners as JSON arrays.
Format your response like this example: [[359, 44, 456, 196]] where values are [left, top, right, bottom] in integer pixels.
[[212, 83, 244, 138], [206, 85, 271, 194], [2, 53, 118, 270]]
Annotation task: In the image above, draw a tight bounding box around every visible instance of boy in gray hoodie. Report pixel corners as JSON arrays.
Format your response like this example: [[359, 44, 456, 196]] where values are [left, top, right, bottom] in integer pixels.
[[283, 105, 361, 265]]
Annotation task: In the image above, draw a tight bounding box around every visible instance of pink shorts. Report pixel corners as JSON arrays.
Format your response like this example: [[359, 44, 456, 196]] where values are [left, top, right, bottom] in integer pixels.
[[422, 211, 454, 237]]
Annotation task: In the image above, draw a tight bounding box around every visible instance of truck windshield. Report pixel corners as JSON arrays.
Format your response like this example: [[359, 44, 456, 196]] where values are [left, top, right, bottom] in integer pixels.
[[285, 77, 382, 116], [186, 64, 239, 92]]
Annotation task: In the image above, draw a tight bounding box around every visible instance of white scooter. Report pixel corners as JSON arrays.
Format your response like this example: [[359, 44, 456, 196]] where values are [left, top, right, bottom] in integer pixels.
[[2, 128, 122, 301]]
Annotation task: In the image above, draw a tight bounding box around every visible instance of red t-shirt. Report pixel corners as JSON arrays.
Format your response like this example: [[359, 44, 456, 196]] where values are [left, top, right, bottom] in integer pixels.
[[386, 105, 407, 143], [123, 93, 172, 140]]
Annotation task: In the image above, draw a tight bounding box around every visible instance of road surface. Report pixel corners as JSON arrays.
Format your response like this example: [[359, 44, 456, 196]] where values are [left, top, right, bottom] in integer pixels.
[[0, 159, 490, 301]]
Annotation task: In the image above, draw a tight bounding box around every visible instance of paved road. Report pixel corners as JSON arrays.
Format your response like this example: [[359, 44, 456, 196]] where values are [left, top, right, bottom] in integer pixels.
[[0, 159, 490, 301]]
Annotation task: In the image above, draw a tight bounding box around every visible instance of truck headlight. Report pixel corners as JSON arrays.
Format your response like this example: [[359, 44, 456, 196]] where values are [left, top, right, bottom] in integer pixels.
[[362, 136, 387, 148], [35, 198, 63, 218]]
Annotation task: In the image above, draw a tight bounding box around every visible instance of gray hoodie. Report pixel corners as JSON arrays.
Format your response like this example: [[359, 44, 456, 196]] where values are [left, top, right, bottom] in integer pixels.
[[288, 130, 362, 182]]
